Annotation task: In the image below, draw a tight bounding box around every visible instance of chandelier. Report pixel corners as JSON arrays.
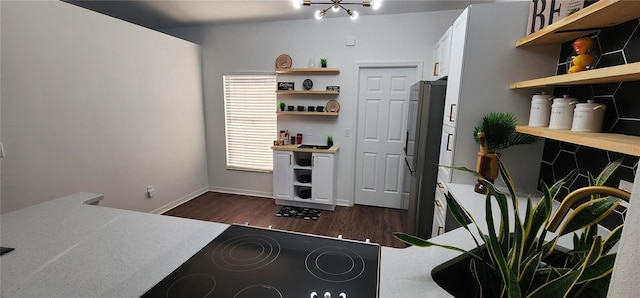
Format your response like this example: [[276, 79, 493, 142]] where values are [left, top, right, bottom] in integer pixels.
[[292, 0, 383, 20]]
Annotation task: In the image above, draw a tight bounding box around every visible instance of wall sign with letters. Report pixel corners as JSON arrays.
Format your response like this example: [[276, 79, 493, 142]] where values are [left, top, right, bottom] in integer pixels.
[[527, 0, 585, 35]]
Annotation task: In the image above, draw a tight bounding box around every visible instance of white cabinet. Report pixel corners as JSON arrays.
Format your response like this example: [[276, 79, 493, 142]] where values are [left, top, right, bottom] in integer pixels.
[[310, 153, 334, 204], [442, 11, 467, 128], [273, 151, 293, 200], [273, 150, 336, 209], [436, 2, 554, 189], [432, 26, 452, 80]]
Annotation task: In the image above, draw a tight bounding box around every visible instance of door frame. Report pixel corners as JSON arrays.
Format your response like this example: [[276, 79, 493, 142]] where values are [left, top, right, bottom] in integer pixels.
[[352, 61, 423, 208]]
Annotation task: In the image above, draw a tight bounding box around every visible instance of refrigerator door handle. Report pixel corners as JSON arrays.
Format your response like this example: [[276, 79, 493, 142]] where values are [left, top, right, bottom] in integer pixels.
[[404, 157, 414, 176]]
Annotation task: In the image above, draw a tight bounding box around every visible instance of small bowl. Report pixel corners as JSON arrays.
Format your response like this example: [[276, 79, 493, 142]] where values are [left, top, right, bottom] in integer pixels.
[[308, 106, 315, 112], [287, 105, 295, 111], [316, 106, 325, 112], [297, 106, 305, 111]]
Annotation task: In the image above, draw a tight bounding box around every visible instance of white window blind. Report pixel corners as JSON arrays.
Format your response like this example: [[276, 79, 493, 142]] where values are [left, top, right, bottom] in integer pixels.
[[223, 74, 277, 172]]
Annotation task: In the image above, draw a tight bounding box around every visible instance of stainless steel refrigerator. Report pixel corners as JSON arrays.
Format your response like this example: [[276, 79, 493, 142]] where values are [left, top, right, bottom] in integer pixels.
[[403, 80, 446, 239]]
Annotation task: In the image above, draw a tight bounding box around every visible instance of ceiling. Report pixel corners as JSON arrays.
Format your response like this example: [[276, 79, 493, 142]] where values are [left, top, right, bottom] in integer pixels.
[[64, 0, 494, 30]]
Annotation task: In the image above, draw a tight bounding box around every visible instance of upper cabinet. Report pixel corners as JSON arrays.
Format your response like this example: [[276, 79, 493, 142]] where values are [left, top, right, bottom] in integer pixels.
[[510, 0, 640, 157], [432, 26, 452, 80], [435, 3, 550, 189]]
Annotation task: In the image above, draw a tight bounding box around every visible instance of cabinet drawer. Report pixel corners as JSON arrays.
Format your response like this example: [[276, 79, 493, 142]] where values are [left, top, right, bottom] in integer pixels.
[[438, 125, 455, 182]]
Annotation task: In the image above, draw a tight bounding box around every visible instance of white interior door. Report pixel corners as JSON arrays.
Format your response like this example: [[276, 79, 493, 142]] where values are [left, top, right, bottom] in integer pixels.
[[354, 66, 417, 208]]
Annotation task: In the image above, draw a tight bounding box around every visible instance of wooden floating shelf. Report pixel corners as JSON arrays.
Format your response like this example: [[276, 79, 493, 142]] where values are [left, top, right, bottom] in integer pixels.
[[276, 90, 339, 95], [516, 0, 640, 47], [516, 126, 640, 156], [509, 62, 640, 89], [276, 111, 339, 116], [276, 68, 340, 74]]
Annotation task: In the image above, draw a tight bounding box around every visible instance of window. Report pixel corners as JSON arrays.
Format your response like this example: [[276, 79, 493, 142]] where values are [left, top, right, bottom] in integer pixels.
[[223, 73, 277, 172]]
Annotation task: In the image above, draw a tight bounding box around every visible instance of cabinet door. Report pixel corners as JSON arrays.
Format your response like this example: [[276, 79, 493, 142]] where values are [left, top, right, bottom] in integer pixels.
[[273, 151, 293, 200], [438, 125, 456, 182], [311, 153, 334, 205], [443, 8, 468, 127], [435, 26, 453, 80]]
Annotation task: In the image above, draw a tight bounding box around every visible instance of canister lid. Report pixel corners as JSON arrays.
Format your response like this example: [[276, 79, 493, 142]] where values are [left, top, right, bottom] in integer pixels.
[[532, 92, 553, 103], [575, 100, 605, 111], [552, 95, 578, 105]]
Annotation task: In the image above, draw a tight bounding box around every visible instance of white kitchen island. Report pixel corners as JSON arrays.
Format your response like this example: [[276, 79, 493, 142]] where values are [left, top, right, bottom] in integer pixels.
[[1, 190, 584, 297]]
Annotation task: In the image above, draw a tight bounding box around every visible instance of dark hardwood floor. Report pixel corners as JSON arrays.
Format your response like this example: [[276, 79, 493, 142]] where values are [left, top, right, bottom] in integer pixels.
[[163, 192, 409, 248]]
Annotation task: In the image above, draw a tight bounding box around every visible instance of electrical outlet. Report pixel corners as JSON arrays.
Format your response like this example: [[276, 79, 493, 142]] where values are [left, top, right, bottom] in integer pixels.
[[146, 185, 155, 198], [619, 179, 633, 193]]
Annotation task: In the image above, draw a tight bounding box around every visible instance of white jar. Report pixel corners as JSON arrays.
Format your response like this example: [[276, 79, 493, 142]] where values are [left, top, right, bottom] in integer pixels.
[[571, 100, 606, 132], [528, 93, 553, 127], [548, 95, 578, 130]]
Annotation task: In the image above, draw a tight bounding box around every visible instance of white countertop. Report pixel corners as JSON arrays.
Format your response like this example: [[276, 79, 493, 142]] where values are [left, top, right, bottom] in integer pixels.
[[0, 188, 599, 297], [0, 193, 229, 297]]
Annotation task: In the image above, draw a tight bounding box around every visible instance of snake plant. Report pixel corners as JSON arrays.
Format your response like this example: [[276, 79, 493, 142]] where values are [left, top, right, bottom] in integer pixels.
[[394, 159, 626, 297]]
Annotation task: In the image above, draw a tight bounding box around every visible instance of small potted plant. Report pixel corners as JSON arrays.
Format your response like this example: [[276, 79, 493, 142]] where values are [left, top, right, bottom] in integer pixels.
[[327, 135, 333, 147], [278, 101, 286, 111], [320, 57, 327, 68], [472, 111, 536, 193]]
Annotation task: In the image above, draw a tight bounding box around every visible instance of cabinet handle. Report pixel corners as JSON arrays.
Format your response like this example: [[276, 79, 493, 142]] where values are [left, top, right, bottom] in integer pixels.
[[448, 104, 456, 122], [446, 134, 453, 151], [438, 226, 444, 235], [433, 62, 439, 76], [289, 154, 292, 165], [437, 182, 444, 189], [312, 156, 315, 167], [435, 199, 442, 207]]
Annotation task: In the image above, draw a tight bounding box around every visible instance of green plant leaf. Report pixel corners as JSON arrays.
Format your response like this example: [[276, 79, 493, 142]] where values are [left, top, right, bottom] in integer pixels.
[[519, 252, 543, 294], [557, 196, 621, 236], [577, 253, 615, 283], [391, 232, 485, 262], [592, 159, 622, 186], [526, 268, 581, 298], [602, 225, 623, 254], [573, 273, 612, 298], [445, 191, 482, 247], [528, 236, 602, 298]]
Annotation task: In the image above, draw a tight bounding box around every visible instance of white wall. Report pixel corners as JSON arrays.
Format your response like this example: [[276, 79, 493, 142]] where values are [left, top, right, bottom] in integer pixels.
[[0, 1, 209, 213], [167, 10, 461, 205]]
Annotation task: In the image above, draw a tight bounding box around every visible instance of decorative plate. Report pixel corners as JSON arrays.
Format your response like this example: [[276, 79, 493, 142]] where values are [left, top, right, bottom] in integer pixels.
[[303, 79, 313, 90], [275, 54, 292, 69], [326, 100, 340, 113]]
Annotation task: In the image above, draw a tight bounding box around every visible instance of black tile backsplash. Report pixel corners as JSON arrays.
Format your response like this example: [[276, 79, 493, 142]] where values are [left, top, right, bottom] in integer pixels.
[[537, 17, 640, 230]]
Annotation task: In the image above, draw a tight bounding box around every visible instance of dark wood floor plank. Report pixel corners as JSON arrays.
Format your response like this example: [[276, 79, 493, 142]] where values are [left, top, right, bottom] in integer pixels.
[[163, 192, 409, 248]]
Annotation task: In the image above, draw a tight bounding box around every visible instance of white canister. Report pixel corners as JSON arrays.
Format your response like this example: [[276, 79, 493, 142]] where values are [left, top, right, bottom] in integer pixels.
[[528, 93, 553, 127], [548, 95, 578, 129], [571, 100, 606, 132]]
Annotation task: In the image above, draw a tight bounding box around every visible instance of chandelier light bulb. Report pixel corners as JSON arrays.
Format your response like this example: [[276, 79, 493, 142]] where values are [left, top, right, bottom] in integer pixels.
[[332, 3, 340, 12], [314, 10, 325, 19], [349, 10, 359, 20], [372, 0, 382, 10], [291, 0, 303, 9]]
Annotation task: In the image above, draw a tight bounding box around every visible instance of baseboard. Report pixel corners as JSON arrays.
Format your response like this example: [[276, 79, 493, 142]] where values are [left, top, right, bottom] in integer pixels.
[[208, 186, 272, 199], [149, 187, 209, 214]]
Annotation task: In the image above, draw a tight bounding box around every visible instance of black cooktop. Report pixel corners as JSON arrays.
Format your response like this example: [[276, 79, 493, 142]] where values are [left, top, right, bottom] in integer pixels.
[[142, 224, 381, 298]]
